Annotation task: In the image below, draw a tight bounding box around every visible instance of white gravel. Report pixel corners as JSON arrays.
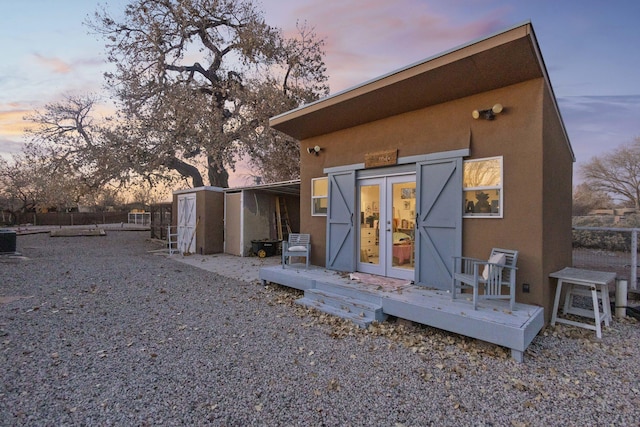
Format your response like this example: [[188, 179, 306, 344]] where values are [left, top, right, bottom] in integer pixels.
[[1, 231, 639, 426]]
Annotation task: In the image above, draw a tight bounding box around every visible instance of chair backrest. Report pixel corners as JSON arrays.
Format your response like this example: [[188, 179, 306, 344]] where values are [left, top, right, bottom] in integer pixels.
[[289, 233, 310, 246], [490, 248, 518, 281]]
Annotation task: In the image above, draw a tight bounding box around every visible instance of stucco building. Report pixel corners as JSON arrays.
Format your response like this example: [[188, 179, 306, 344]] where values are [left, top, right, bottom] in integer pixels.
[[269, 22, 574, 321]]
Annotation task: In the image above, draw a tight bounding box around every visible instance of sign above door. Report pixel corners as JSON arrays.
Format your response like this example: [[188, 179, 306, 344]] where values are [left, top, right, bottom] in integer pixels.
[[364, 149, 397, 168]]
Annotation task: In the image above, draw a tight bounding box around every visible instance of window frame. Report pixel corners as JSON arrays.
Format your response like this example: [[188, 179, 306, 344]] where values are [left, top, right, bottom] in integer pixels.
[[462, 156, 503, 219], [311, 177, 328, 216]]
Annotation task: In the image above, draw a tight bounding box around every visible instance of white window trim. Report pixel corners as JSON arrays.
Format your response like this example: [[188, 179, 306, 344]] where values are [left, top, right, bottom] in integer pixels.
[[463, 156, 503, 219], [311, 177, 328, 216]]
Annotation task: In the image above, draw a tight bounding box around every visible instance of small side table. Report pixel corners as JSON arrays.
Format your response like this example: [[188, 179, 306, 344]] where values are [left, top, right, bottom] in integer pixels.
[[549, 267, 615, 338]]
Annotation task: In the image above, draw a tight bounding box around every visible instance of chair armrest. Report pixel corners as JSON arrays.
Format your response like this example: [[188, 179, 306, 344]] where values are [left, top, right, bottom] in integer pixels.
[[453, 256, 483, 263]]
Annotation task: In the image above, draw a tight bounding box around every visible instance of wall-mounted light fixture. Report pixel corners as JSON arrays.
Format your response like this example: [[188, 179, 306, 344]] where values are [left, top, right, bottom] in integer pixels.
[[307, 145, 322, 156], [472, 103, 504, 120]]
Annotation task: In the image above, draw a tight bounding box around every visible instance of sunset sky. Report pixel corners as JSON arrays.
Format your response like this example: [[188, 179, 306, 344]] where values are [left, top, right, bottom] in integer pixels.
[[1, 0, 638, 187]]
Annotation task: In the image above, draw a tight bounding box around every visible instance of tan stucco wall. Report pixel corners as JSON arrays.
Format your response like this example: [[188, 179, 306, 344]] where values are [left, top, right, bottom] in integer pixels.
[[225, 192, 242, 256], [462, 81, 545, 310], [198, 189, 224, 255], [541, 86, 574, 322], [299, 78, 573, 314]]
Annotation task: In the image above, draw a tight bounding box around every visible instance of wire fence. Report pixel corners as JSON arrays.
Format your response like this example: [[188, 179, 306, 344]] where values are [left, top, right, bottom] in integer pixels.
[[12, 211, 129, 227], [573, 226, 638, 290]]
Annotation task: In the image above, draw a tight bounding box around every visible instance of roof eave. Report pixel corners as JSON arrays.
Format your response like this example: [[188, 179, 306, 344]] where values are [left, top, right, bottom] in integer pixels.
[[269, 21, 573, 162]]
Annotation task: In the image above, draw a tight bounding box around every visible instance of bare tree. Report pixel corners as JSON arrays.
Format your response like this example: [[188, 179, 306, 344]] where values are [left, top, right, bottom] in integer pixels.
[[25, 95, 129, 191], [242, 23, 328, 182], [572, 182, 613, 216], [580, 137, 640, 210], [463, 158, 501, 187], [20, 95, 155, 213], [89, 0, 328, 187], [0, 156, 40, 215], [0, 144, 90, 214]]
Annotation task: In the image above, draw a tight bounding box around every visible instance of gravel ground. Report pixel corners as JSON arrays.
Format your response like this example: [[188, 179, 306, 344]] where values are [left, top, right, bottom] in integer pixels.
[[1, 231, 639, 426]]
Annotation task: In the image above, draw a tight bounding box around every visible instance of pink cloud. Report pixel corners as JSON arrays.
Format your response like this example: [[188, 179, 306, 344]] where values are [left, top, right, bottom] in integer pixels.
[[32, 53, 72, 74], [276, 0, 510, 92], [0, 105, 31, 157], [0, 107, 33, 136]]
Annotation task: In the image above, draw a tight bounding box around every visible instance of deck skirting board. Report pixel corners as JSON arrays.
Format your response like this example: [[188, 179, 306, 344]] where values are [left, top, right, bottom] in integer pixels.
[[259, 265, 545, 361], [382, 298, 544, 352]]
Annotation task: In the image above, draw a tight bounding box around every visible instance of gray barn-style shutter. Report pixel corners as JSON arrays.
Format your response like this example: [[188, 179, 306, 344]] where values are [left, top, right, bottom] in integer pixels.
[[415, 158, 462, 289], [326, 170, 356, 272]]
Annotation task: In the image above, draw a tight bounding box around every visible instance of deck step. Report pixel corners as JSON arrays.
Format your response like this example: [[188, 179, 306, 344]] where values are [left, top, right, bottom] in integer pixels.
[[314, 281, 382, 304], [296, 288, 386, 328]]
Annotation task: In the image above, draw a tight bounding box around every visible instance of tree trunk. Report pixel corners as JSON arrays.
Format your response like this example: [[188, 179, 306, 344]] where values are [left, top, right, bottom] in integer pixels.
[[165, 156, 204, 188], [207, 155, 229, 188]]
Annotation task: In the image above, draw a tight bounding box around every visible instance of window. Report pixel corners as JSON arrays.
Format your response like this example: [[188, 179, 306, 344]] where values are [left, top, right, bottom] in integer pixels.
[[463, 157, 503, 218], [311, 177, 328, 216]]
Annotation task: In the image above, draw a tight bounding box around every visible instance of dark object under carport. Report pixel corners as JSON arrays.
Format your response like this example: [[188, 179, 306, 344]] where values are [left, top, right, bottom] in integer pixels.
[[0, 229, 17, 253], [251, 240, 279, 258]]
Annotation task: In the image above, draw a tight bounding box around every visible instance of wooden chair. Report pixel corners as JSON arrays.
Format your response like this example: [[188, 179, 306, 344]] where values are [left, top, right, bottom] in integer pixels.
[[282, 233, 311, 269], [452, 248, 519, 310]]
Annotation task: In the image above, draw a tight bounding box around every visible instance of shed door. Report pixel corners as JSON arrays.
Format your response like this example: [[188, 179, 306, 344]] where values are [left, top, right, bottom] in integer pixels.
[[415, 158, 462, 289], [326, 170, 356, 271], [177, 193, 197, 254]]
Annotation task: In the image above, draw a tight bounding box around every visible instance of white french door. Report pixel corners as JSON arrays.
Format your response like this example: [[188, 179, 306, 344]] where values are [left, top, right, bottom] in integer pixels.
[[357, 175, 416, 280]]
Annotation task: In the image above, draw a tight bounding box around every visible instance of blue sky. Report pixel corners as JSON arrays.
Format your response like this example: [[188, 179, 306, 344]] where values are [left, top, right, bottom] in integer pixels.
[[1, 0, 639, 186]]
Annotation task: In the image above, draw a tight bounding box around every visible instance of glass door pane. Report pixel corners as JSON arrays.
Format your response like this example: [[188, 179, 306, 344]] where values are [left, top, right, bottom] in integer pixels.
[[359, 183, 380, 265], [358, 180, 386, 276], [389, 179, 416, 276]]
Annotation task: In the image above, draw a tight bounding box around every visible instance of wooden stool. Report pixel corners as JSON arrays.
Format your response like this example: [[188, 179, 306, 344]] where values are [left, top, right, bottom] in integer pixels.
[[562, 282, 612, 336]]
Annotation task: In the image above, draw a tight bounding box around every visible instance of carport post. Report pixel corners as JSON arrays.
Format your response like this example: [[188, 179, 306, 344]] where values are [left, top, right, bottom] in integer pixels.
[[632, 229, 638, 290]]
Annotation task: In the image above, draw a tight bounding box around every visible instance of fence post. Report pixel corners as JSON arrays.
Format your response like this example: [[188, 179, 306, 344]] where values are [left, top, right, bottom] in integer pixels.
[[615, 279, 628, 318], [632, 229, 638, 290]]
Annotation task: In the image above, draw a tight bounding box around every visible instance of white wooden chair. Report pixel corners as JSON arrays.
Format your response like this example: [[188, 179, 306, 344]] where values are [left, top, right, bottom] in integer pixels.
[[452, 248, 519, 310], [282, 233, 311, 269]]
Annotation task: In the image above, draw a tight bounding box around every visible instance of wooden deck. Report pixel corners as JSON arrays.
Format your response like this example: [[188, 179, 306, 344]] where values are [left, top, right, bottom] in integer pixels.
[[259, 264, 544, 362]]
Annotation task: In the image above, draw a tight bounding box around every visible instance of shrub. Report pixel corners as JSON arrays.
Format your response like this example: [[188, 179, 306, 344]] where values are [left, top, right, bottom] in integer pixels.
[[572, 214, 640, 251]]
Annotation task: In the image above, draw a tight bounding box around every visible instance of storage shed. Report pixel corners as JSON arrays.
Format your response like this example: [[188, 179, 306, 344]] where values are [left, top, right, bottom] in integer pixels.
[[172, 187, 224, 255]]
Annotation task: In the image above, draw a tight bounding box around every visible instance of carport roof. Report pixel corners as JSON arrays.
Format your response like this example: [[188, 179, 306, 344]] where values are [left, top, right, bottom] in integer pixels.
[[224, 179, 300, 196], [270, 21, 572, 159]]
